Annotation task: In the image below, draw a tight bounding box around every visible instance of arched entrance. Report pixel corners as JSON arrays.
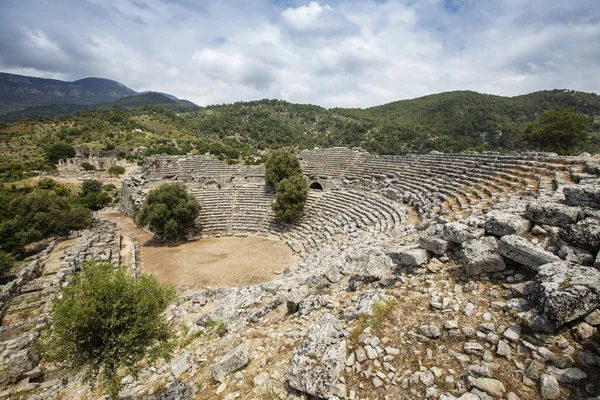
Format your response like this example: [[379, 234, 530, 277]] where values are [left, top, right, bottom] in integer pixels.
[[309, 181, 323, 191]]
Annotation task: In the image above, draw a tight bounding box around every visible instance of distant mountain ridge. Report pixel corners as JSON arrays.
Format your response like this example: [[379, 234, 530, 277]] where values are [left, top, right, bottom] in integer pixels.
[[0, 72, 193, 115], [0, 92, 200, 122]]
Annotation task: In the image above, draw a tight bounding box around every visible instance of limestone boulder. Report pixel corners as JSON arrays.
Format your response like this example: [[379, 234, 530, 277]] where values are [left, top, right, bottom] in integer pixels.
[[287, 313, 347, 399], [386, 246, 430, 268], [161, 379, 191, 400], [484, 211, 531, 237], [525, 202, 582, 228], [210, 342, 251, 383], [559, 218, 600, 253], [563, 184, 600, 208], [363, 252, 395, 280], [442, 222, 485, 244], [531, 261, 600, 327], [286, 288, 310, 314], [498, 235, 561, 270], [171, 351, 193, 378], [419, 236, 451, 255], [461, 237, 506, 275]]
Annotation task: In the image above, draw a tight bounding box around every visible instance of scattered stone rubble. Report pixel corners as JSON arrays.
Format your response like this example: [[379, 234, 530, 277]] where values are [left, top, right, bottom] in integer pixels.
[[2, 149, 600, 400]]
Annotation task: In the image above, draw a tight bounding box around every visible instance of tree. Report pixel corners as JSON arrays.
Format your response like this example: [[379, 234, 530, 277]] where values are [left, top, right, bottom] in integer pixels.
[[79, 179, 111, 210], [45, 142, 75, 164], [81, 162, 96, 171], [136, 183, 201, 241], [108, 165, 126, 177], [0, 190, 92, 255], [523, 107, 590, 154], [38, 262, 176, 398], [264, 149, 302, 188], [272, 174, 308, 221]]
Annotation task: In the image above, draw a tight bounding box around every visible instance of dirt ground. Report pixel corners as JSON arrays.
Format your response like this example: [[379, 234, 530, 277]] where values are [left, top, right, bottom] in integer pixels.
[[99, 211, 297, 291]]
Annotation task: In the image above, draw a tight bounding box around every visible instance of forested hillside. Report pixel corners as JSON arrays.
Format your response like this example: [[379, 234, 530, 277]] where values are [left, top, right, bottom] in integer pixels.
[[1, 89, 599, 183]]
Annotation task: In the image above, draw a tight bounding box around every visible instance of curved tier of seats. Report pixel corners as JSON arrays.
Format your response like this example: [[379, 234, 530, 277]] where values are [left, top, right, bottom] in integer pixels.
[[299, 149, 588, 221], [184, 183, 406, 254]]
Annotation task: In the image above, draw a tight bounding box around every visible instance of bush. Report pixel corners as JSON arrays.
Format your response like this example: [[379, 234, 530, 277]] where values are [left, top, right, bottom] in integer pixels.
[[0, 251, 15, 276], [45, 142, 75, 164], [264, 149, 302, 188], [81, 162, 96, 171], [272, 175, 308, 221], [79, 180, 111, 210], [136, 183, 201, 241], [38, 262, 176, 398], [108, 165, 125, 177], [0, 190, 92, 255]]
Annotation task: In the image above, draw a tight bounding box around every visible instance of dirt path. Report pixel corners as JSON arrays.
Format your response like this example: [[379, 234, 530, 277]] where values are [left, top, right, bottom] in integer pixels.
[[99, 211, 296, 291]]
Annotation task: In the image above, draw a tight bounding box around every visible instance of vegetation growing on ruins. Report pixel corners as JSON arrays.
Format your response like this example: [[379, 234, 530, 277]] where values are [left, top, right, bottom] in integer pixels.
[[264, 148, 303, 188], [265, 149, 309, 221], [108, 165, 125, 177], [38, 262, 177, 398], [136, 183, 201, 241], [273, 175, 309, 222], [0, 179, 92, 264]]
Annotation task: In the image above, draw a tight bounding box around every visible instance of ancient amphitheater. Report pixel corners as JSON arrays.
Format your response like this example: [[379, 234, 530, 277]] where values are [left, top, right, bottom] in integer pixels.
[[1, 148, 600, 400]]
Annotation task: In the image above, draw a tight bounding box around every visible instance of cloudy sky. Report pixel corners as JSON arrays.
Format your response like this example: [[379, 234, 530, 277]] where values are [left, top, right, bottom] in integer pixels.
[[0, 0, 598, 108]]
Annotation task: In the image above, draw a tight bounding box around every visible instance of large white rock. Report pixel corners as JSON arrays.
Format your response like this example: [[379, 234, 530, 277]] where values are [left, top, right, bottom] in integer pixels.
[[526, 202, 582, 228], [443, 222, 485, 244], [419, 236, 451, 255], [563, 184, 600, 208], [484, 211, 531, 237], [386, 247, 430, 268], [287, 313, 346, 398], [171, 351, 194, 378], [461, 236, 505, 275], [210, 342, 251, 383], [498, 235, 560, 270], [532, 262, 600, 327]]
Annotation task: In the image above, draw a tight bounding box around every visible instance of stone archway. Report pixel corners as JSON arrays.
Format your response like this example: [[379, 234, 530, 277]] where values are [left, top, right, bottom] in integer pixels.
[[309, 181, 324, 191]]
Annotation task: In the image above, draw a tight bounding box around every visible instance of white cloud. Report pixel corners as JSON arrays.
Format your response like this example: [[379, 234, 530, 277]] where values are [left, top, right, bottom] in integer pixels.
[[281, 1, 331, 30], [0, 0, 599, 107]]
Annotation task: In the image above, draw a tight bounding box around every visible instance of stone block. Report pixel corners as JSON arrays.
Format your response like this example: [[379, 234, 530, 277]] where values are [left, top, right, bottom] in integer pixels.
[[462, 236, 505, 275], [531, 261, 600, 327], [559, 218, 600, 253], [525, 202, 582, 227], [484, 211, 531, 237], [498, 235, 560, 271], [563, 184, 600, 208], [419, 236, 451, 255], [210, 342, 251, 383], [442, 222, 485, 244]]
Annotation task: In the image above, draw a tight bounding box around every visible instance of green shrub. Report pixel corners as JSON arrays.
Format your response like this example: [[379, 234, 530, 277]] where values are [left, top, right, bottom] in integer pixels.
[[0, 251, 15, 276], [272, 174, 308, 221], [45, 142, 75, 164], [108, 165, 125, 177], [136, 183, 201, 241], [79, 180, 111, 210], [38, 262, 176, 398], [0, 189, 92, 255], [81, 162, 96, 171], [264, 149, 302, 188], [36, 177, 57, 190]]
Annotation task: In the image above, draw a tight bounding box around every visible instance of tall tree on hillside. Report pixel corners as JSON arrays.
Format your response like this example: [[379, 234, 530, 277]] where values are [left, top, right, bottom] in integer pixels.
[[523, 107, 590, 154]]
